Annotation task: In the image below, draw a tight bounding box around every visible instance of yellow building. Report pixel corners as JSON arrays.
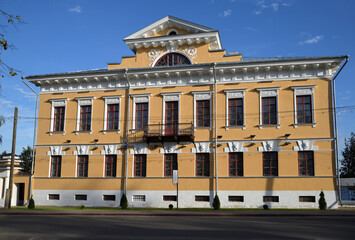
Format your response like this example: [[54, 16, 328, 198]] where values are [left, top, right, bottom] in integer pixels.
[[26, 16, 347, 208]]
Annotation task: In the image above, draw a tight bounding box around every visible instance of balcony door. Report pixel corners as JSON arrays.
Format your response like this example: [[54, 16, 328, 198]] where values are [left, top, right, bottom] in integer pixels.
[[165, 101, 178, 135]]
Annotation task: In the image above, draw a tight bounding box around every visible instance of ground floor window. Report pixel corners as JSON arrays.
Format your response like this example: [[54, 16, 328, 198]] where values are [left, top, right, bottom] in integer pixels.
[[196, 153, 210, 176], [134, 155, 146, 177], [164, 154, 177, 176], [229, 152, 243, 176]]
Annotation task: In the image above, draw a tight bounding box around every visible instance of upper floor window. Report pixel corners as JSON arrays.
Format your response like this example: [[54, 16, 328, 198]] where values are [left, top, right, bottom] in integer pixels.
[[196, 100, 210, 127], [80, 105, 92, 131], [49, 98, 67, 135], [229, 99, 243, 126], [154, 53, 191, 67], [262, 97, 277, 125], [103, 95, 122, 133], [291, 86, 315, 127], [136, 102, 148, 129]]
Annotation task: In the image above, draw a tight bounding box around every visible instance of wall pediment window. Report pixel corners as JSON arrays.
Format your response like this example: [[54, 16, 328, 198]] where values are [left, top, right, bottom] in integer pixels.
[[154, 53, 191, 67]]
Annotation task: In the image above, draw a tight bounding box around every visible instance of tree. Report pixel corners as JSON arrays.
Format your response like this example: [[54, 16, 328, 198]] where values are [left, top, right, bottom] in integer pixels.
[[318, 191, 327, 210], [120, 193, 128, 209], [20, 146, 33, 172], [340, 132, 355, 178], [0, 150, 7, 158], [212, 195, 220, 210]]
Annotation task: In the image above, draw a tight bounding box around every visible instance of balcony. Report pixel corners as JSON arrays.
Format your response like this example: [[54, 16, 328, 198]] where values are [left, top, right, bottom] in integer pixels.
[[143, 123, 194, 144]]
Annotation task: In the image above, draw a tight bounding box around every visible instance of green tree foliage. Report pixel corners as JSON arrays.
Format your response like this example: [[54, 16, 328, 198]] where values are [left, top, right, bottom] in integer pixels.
[[20, 146, 33, 172], [28, 195, 35, 209], [341, 132, 355, 177], [120, 193, 128, 209], [212, 195, 220, 210], [318, 191, 327, 210]]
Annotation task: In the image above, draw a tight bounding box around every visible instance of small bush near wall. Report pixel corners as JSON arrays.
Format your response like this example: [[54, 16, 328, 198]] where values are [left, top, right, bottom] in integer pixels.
[[120, 193, 128, 209], [319, 191, 327, 210], [28, 196, 35, 209], [213, 195, 220, 210]]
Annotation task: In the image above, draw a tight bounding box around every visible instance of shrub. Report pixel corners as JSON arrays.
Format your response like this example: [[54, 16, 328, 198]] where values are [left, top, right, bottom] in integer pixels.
[[80, 205, 85, 209], [319, 191, 327, 210], [169, 204, 173, 210], [212, 195, 220, 210], [28, 196, 35, 209], [263, 204, 269, 210], [120, 193, 128, 209]]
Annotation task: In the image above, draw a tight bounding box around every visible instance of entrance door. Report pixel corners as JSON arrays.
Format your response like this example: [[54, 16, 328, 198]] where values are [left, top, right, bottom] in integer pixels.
[[16, 183, 25, 206], [165, 101, 178, 135]]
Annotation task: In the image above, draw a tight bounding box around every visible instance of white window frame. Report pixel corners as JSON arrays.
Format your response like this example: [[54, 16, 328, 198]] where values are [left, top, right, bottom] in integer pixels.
[[291, 85, 316, 128], [256, 87, 280, 129], [102, 95, 122, 134], [161, 92, 182, 134], [224, 89, 246, 130], [75, 97, 95, 135], [131, 94, 151, 132], [192, 91, 213, 130], [49, 98, 68, 135]]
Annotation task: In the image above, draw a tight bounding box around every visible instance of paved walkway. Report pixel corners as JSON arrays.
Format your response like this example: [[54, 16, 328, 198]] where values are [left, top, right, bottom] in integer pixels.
[[1, 209, 355, 216]]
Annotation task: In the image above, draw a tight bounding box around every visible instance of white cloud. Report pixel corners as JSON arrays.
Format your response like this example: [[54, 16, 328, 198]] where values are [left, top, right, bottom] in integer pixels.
[[68, 6, 82, 13], [223, 9, 232, 17], [0, 99, 13, 108], [299, 35, 324, 45], [254, 1, 291, 15], [15, 87, 36, 101]]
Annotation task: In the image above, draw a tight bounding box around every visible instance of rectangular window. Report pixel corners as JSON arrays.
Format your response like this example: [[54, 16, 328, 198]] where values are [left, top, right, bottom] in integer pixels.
[[164, 154, 177, 176], [107, 104, 119, 130], [299, 151, 314, 176], [195, 196, 210, 202], [262, 97, 277, 125], [134, 155, 146, 177], [80, 105, 92, 131], [105, 155, 117, 177], [75, 194, 87, 201], [228, 196, 244, 202], [103, 195, 116, 201], [48, 194, 60, 200], [135, 102, 148, 129], [50, 156, 61, 177], [263, 196, 279, 202], [263, 152, 278, 176], [228, 98, 243, 126], [196, 100, 210, 127], [297, 96, 312, 124], [132, 195, 146, 202], [196, 153, 210, 176], [299, 196, 316, 202], [53, 106, 65, 132], [163, 195, 177, 201], [77, 155, 88, 177], [229, 152, 243, 176]]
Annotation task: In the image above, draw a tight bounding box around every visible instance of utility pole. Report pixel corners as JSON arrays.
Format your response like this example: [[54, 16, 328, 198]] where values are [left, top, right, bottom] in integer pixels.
[[5, 107, 18, 209]]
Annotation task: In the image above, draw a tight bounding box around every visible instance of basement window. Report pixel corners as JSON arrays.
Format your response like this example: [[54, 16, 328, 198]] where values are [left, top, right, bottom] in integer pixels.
[[75, 195, 87, 201], [132, 195, 146, 202], [163, 195, 177, 201], [195, 196, 210, 202], [228, 196, 244, 202], [263, 196, 279, 202], [103, 195, 116, 201], [299, 196, 316, 202], [48, 194, 60, 200]]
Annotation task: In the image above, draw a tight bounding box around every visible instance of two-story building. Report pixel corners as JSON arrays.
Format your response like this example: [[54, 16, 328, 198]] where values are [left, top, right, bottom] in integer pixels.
[[26, 16, 347, 208]]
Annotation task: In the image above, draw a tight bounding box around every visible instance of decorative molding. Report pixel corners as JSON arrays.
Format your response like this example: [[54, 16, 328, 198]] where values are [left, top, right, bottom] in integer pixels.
[[257, 88, 280, 128], [74, 145, 92, 155], [149, 47, 197, 67], [100, 145, 121, 155], [192, 142, 212, 153], [224, 89, 247, 130], [291, 85, 316, 128], [293, 140, 318, 151], [192, 91, 213, 130], [224, 141, 247, 152], [159, 143, 181, 154], [130, 143, 150, 154], [258, 141, 282, 152], [47, 146, 64, 156]]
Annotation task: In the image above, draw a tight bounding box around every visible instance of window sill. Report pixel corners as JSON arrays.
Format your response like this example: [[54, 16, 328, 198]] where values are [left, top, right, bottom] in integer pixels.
[[74, 130, 92, 135], [225, 125, 246, 130], [194, 127, 212, 131], [258, 124, 280, 129], [293, 123, 316, 128], [102, 129, 120, 134], [48, 131, 65, 136]]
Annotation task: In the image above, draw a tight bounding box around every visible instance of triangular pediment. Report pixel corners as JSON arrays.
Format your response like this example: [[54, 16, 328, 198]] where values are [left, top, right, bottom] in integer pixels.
[[124, 16, 216, 40]]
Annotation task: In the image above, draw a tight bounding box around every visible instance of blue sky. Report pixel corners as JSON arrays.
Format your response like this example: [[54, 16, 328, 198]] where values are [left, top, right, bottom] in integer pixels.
[[0, 0, 354, 156]]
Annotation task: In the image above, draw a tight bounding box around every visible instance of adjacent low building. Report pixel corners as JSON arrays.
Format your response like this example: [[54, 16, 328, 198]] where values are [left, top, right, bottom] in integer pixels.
[[26, 16, 347, 208]]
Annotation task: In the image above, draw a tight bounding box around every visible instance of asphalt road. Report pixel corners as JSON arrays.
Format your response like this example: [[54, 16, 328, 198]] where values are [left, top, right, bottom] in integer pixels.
[[0, 216, 354, 239]]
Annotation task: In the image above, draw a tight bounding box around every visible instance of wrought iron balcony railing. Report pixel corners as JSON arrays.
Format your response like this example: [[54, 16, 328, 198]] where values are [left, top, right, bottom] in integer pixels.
[[143, 123, 194, 144]]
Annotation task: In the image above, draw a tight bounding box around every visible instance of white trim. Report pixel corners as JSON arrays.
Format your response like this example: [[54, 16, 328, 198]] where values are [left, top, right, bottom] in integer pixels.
[[102, 95, 122, 133], [224, 142, 247, 152], [161, 92, 182, 135], [192, 91, 213, 130], [257, 87, 280, 129], [132, 94, 151, 131], [293, 140, 318, 151], [49, 98, 68, 135], [258, 141, 282, 152], [224, 89, 247, 130], [75, 97, 95, 134], [291, 85, 316, 128]]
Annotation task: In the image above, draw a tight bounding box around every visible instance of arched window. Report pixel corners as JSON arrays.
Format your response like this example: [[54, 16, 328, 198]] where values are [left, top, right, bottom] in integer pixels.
[[154, 53, 191, 67]]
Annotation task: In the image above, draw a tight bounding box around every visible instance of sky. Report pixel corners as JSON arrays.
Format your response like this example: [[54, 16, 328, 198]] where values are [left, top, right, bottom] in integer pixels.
[[0, 0, 354, 157]]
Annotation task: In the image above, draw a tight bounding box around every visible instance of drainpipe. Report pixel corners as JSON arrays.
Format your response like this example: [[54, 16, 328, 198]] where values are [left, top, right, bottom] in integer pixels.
[[213, 63, 218, 196], [124, 69, 130, 195], [331, 56, 349, 206], [22, 77, 39, 203]]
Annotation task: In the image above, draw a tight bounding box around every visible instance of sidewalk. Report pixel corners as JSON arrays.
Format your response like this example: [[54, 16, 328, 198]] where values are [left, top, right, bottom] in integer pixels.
[[1, 209, 355, 216]]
